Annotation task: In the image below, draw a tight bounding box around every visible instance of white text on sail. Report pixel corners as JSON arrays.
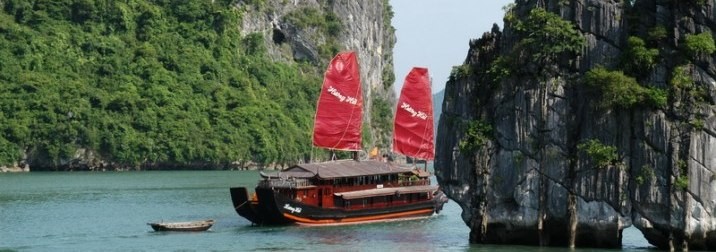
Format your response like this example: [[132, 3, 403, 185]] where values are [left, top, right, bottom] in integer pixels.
[[401, 102, 428, 120], [327, 86, 358, 105]]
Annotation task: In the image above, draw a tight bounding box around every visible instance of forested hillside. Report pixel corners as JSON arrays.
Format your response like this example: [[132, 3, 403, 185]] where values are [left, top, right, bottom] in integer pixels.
[[0, 1, 329, 170]]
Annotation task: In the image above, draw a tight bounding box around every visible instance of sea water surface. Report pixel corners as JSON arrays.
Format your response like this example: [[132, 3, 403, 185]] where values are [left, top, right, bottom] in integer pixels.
[[1, 170, 653, 251]]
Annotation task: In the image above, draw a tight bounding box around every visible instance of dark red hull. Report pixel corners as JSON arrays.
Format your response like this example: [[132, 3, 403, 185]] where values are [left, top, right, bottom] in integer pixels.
[[230, 186, 447, 226]]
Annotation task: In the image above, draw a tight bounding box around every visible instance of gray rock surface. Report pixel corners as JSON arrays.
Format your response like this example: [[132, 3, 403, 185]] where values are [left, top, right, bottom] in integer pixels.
[[436, 0, 716, 249]]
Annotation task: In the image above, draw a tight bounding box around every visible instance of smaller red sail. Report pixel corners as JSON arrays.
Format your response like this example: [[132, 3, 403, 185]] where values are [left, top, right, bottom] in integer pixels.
[[393, 67, 434, 160], [312, 51, 363, 151]]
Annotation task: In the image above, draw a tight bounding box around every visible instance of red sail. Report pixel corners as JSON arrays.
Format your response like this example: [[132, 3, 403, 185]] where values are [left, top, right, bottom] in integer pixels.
[[393, 67, 434, 160], [312, 51, 363, 151]]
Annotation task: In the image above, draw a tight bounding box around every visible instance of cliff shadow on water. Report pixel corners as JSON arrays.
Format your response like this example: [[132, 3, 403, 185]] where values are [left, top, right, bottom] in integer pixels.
[[436, 0, 716, 250]]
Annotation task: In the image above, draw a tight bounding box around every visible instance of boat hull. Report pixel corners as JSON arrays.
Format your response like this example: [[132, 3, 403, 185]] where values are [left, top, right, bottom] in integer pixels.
[[147, 220, 214, 231], [230, 187, 292, 225], [230, 186, 448, 226]]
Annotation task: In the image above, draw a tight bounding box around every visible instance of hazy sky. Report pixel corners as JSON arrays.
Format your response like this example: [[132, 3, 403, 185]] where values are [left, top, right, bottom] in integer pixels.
[[390, 0, 513, 94]]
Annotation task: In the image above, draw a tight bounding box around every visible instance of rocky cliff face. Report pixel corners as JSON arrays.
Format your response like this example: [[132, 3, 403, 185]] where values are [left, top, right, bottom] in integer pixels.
[[436, 0, 716, 249], [239, 0, 396, 147]]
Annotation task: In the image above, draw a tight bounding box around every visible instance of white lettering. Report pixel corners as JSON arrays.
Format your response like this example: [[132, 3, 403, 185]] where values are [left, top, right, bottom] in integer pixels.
[[327, 86, 358, 105], [283, 204, 302, 213], [400, 102, 428, 120]]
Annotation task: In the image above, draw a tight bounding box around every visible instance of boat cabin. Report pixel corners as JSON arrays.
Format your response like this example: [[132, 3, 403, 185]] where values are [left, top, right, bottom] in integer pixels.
[[258, 160, 435, 210]]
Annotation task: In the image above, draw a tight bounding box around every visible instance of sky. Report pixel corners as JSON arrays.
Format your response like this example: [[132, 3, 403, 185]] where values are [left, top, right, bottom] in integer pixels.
[[390, 0, 513, 94]]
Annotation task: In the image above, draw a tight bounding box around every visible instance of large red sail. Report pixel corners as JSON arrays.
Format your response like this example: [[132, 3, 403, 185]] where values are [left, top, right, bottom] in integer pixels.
[[312, 51, 363, 151], [393, 67, 434, 160]]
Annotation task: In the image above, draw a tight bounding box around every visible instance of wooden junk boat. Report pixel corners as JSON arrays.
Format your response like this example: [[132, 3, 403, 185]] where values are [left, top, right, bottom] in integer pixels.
[[147, 220, 214, 231], [230, 52, 446, 226]]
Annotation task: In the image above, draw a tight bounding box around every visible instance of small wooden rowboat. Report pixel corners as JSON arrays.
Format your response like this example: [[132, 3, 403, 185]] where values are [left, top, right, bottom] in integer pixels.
[[147, 219, 214, 231]]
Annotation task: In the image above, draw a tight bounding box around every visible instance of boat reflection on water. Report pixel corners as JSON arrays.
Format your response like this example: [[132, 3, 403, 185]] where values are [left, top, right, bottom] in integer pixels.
[[293, 212, 449, 247]]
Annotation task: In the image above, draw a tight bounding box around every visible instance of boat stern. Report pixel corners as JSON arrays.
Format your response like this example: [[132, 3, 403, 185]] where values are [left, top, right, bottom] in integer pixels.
[[230, 186, 295, 225], [229, 187, 262, 224]]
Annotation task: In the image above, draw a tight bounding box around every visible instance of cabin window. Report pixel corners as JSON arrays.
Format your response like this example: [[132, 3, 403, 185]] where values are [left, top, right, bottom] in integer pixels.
[[362, 198, 367, 207], [396, 194, 404, 202], [374, 196, 385, 204], [348, 199, 357, 207]]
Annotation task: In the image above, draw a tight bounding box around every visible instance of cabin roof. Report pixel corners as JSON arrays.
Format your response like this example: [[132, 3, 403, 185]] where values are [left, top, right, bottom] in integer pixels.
[[262, 159, 416, 179]]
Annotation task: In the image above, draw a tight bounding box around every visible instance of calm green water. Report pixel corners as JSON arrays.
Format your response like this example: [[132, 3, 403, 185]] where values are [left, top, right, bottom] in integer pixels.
[[0, 171, 653, 251]]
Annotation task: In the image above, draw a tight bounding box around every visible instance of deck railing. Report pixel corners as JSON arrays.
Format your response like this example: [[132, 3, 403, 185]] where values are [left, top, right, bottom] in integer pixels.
[[258, 177, 428, 189], [398, 180, 429, 186]]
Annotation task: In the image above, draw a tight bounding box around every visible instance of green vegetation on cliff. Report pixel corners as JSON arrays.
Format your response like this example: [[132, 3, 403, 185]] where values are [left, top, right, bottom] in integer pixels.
[[458, 119, 492, 153], [584, 67, 667, 109], [683, 32, 716, 57], [510, 8, 585, 67], [621, 36, 659, 75], [577, 139, 619, 169], [0, 0, 323, 169]]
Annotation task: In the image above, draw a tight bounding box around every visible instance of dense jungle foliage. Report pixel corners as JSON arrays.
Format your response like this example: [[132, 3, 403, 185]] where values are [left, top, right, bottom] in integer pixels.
[[0, 0, 327, 169]]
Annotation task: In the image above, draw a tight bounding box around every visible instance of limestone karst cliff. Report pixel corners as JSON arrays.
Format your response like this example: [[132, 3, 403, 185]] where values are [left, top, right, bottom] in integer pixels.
[[436, 0, 716, 249], [240, 0, 397, 150]]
